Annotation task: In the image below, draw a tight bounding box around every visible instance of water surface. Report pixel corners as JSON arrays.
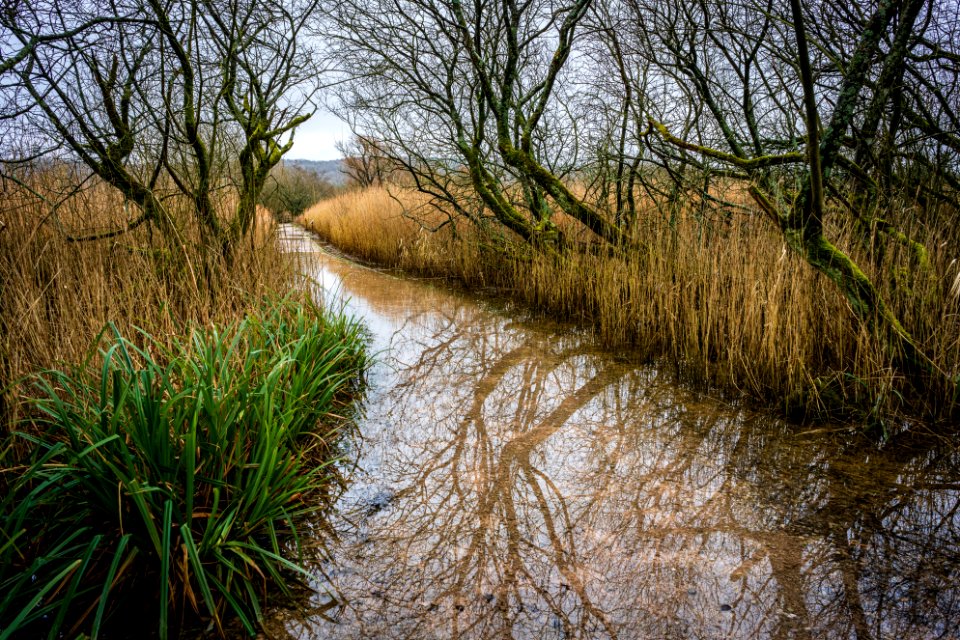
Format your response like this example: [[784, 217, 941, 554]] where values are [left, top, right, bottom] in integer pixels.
[[271, 224, 959, 640]]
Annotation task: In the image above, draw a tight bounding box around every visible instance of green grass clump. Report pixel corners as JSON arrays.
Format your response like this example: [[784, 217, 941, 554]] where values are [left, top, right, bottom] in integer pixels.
[[0, 297, 367, 639]]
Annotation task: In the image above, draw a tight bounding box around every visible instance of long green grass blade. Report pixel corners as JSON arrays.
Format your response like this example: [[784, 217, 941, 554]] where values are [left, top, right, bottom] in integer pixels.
[[46, 534, 103, 640], [0, 559, 82, 640], [91, 535, 132, 640], [8, 296, 368, 637], [159, 500, 173, 640], [182, 530, 219, 627]]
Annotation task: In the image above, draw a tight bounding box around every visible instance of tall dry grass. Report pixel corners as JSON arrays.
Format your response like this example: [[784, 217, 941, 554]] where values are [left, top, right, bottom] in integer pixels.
[[301, 186, 960, 421], [0, 175, 370, 637], [299, 186, 489, 278], [0, 177, 291, 429]]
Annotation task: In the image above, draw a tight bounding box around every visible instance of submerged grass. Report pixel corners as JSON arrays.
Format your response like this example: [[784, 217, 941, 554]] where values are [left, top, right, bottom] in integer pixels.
[[301, 186, 960, 423]]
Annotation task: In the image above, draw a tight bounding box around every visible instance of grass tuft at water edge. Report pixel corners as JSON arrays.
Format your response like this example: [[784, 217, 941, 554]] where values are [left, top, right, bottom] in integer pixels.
[[0, 296, 368, 639]]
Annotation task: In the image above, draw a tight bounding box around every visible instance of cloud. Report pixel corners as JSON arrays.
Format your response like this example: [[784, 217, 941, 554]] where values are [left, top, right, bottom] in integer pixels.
[[288, 111, 349, 161]]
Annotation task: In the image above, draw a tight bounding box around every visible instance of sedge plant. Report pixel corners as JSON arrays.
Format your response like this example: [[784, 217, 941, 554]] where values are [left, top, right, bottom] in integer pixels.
[[0, 296, 367, 638]]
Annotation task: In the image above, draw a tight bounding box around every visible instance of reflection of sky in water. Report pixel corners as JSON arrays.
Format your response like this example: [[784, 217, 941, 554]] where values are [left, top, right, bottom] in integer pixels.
[[272, 225, 960, 640]]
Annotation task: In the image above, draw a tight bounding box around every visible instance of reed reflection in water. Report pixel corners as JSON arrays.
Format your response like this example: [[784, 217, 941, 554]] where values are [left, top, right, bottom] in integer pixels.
[[271, 225, 960, 640]]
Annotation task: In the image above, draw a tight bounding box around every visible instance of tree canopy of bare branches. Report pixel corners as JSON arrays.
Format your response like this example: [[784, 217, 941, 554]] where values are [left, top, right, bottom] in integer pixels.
[[1, 0, 324, 256], [323, 0, 960, 392]]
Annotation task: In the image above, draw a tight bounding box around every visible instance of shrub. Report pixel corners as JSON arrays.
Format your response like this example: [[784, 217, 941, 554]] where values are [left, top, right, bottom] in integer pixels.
[[259, 164, 337, 221], [0, 297, 367, 638]]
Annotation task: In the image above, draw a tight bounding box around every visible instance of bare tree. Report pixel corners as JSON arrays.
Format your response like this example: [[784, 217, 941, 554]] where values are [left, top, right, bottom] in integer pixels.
[[324, 0, 959, 397], [259, 162, 336, 219], [323, 0, 627, 249], [337, 134, 393, 188], [607, 0, 958, 379], [0, 0, 323, 257]]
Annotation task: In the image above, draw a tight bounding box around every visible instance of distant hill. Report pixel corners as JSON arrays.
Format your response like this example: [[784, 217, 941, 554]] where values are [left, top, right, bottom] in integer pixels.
[[284, 158, 347, 186]]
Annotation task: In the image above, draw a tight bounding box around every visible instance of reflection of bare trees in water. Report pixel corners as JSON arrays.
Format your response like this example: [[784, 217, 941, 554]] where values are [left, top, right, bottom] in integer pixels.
[[273, 289, 959, 640]]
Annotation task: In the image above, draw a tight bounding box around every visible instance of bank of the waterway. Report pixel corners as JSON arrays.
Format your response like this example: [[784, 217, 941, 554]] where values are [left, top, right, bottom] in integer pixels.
[[271, 224, 959, 640]]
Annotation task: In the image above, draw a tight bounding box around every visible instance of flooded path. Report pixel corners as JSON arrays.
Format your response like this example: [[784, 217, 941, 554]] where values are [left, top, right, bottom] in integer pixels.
[[272, 225, 959, 640]]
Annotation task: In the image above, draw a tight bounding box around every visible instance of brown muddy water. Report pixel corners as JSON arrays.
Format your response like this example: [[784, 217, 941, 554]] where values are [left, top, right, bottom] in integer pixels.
[[272, 224, 959, 640]]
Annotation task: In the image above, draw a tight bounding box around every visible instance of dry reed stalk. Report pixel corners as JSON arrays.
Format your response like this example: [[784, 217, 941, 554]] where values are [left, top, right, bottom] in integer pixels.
[[0, 179, 292, 430], [300, 186, 960, 419]]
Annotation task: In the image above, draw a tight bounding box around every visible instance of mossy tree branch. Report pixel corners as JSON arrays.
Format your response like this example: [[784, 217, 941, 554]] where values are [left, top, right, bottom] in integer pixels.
[[2, 0, 321, 261], [651, 0, 942, 385]]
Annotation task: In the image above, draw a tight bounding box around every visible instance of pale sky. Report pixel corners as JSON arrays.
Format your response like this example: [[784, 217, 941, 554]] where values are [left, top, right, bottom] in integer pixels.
[[288, 108, 350, 161]]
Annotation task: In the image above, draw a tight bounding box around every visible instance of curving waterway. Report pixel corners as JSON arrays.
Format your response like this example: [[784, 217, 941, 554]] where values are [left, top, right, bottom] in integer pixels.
[[270, 224, 960, 640]]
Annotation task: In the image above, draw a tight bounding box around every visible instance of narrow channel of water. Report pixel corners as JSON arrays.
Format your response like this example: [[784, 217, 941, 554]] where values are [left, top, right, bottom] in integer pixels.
[[272, 224, 959, 640]]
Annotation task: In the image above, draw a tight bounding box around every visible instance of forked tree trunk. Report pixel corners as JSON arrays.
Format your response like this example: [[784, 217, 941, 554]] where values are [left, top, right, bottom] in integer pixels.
[[777, 0, 937, 381]]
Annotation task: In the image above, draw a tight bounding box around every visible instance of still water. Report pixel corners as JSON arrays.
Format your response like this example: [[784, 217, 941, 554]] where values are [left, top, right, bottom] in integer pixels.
[[271, 224, 959, 640]]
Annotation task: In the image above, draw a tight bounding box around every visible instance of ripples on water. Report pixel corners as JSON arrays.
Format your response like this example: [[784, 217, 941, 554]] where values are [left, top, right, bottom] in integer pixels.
[[270, 225, 960, 640]]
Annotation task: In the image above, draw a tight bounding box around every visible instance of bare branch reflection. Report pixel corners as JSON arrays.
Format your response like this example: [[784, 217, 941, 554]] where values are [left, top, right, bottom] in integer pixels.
[[268, 230, 960, 640]]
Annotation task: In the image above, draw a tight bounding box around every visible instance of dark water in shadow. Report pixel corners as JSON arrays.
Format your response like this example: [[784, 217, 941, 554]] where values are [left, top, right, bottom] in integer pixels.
[[271, 225, 960, 640]]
